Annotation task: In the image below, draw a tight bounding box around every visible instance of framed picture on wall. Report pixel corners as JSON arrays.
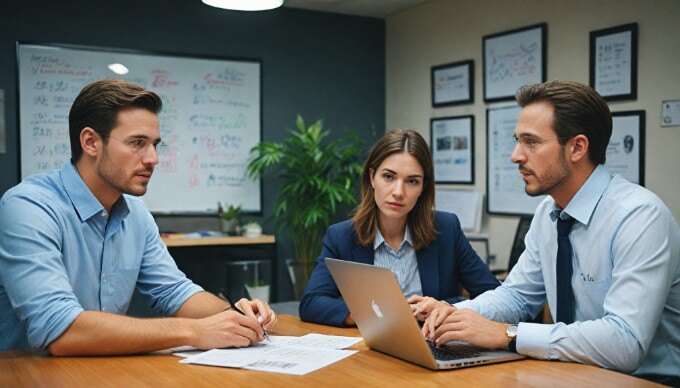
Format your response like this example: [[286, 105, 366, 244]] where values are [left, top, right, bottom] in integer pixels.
[[483, 23, 547, 103], [606, 110, 645, 186], [486, 104, 545, 215], [590, 23, 638, 101], [431, 60, 474, 107], [430, 115, 474, 184]]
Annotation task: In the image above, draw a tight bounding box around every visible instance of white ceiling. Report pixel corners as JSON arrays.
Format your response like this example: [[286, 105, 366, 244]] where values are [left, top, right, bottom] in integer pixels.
[[283, 0, 431, 18]]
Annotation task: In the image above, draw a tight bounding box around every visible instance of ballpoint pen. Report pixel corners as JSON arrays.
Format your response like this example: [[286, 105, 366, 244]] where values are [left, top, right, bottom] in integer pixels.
[[219, 288, 271, 342]]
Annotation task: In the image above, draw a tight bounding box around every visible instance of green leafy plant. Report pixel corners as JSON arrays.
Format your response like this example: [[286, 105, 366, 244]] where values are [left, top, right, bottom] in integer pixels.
[[247, 115, 363, 281], [247, 279, 268, 287], [221, 204, 241, 221]]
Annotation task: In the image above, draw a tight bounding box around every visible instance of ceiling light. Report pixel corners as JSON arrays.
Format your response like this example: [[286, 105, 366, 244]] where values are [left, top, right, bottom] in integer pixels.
[[202, 0, 283, 11], [107, 63, 129, 75]]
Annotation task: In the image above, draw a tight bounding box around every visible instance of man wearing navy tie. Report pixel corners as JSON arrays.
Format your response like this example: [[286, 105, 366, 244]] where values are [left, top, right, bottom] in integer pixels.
[[421, 81, 679, 385]]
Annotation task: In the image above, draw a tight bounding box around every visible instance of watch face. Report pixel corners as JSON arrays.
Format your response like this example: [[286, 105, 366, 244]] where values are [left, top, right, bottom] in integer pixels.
[[507, 325, 518, 337]]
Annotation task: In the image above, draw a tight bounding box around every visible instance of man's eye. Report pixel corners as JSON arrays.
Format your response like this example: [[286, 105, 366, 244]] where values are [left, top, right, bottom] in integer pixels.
[[130, 140, 145, 147]]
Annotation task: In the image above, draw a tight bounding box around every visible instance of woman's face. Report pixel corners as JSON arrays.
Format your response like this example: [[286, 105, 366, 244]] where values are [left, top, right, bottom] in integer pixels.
[[370, 152, 424, 226]]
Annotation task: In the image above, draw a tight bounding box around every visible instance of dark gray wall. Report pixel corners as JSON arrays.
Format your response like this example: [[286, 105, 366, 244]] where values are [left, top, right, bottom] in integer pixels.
[[0, 0, 385, 301]]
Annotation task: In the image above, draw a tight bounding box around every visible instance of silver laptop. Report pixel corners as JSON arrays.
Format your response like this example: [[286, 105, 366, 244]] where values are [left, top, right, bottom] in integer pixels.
[[325, 258, 525, 370]]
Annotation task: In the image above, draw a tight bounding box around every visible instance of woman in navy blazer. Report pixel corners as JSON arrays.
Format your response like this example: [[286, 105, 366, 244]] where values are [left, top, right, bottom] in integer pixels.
[[299, 129, 499, 326]]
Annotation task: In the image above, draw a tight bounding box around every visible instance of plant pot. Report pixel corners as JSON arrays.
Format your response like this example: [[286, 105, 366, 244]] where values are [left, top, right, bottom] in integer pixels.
[[243, 224, 262, 238], [245, 284, 270, 303], [286, 259, 311, 301], [220, 219, 239, 235]]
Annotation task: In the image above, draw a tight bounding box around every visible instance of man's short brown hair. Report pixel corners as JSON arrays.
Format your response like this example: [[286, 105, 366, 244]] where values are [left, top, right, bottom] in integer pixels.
[[68, 79, 162, 162], [515, 80, 612, 165]]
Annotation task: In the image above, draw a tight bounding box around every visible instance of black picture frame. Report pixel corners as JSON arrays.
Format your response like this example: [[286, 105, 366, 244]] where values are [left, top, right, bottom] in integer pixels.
[[589, 23, 638, 101], [431, 59, 474, 107], [483, 23, 547, 103], [430, 115, 475, 184], [607, 110, 645, 186]]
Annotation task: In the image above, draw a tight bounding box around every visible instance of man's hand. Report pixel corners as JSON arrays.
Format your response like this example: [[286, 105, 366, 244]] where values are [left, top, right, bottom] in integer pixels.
[[234, 298, 277, 330], [427, 308, 510, 349], [407, 295, 451, 321], [420, 301, 457, 337], [190, 309, 264, 350]]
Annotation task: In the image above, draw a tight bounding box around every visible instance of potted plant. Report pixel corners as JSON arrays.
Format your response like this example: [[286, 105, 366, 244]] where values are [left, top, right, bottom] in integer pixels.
[[219, 204, 241, 235], [247, 115, 363, 298], [242, 221, 262, 238]]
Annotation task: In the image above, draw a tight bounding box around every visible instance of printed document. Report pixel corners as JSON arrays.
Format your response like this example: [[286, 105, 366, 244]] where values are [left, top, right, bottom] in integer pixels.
[[178, 334, 362, 375], [181, 342, 357, 375]]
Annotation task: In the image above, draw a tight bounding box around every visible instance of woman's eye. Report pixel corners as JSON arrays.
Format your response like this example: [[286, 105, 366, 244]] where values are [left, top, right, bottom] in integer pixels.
[[383, 174, 394, 181], [408, 179, 420, 185]]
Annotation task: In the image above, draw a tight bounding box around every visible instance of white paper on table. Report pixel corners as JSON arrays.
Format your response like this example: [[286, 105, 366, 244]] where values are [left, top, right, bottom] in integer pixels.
[[182, 343, 357, 375], [281, 334, 363, 349], [172, 334, 363, 358], [179, 348, 261, 368]]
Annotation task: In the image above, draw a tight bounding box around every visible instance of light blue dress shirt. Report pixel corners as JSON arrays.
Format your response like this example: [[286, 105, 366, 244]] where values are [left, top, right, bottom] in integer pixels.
[[374, 227, 423, 297], [0, 162, 203, 350], [456, 165, 680, 377]]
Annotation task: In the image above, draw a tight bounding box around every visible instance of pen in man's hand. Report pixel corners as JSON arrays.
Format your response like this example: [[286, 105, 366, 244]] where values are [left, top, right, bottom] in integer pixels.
[[219, 288, 270, 342]]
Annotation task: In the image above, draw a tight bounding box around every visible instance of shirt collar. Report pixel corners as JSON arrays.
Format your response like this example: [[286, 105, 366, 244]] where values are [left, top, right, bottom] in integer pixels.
[[60, 161, 130, 222], [550, 164, 612, 226], [373, 226, 413, 251]]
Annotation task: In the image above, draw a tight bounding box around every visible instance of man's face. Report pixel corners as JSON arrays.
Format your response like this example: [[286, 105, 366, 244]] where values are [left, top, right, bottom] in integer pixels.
[[370, 152, 424, 226], [510, 102, 570, 197], [97, 107, 160, 197]]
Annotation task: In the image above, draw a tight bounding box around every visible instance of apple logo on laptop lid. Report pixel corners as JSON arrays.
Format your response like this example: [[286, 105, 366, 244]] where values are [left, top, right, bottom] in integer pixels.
[[372, 300, 383, 319]]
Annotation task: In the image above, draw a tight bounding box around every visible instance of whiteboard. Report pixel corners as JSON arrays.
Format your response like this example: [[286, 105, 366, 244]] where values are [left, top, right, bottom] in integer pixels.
[[18, 44, 261, 214], [486, 104, 545, 215]]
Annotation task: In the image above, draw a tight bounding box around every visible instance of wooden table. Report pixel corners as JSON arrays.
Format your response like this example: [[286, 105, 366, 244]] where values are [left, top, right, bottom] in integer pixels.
[[0, 315, 657, 387], [162, 235, 275, 248]]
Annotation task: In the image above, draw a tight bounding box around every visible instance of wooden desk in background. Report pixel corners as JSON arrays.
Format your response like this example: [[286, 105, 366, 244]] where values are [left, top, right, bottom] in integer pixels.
[[161, 235, 278, 302], [0, 315, 656, 387]]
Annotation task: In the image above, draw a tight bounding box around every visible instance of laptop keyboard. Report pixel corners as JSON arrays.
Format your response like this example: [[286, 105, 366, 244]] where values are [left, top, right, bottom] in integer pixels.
[[426, 340, 483, 361]]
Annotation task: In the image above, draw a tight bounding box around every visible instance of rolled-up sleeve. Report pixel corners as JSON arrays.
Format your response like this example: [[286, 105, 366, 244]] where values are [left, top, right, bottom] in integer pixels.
[[0, 195, 84, 349]]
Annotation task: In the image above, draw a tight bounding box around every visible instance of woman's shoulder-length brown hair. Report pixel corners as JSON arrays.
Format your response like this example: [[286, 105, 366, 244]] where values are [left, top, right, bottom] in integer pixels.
[[351, 129, 436, 250]]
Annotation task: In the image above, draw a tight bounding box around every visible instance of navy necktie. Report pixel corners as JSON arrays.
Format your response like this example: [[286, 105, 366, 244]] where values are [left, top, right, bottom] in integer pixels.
[[556, 216, 576, 324]]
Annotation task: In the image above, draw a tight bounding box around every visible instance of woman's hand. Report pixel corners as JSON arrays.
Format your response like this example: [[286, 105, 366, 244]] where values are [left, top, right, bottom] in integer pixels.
[[407, 295, 453, 322]]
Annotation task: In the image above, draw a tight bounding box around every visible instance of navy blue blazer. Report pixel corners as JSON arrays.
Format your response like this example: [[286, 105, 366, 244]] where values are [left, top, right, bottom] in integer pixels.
[[299, 211, 500, 326]]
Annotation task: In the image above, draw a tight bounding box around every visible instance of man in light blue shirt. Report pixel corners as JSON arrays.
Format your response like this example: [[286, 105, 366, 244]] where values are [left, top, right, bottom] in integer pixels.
[[421, 81, 679, 384], [0, 79, 276, 355]]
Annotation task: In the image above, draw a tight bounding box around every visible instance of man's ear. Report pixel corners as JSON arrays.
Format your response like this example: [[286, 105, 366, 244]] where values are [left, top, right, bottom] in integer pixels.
[[568, 134, 590, 164], [80, 127, 101, 157]]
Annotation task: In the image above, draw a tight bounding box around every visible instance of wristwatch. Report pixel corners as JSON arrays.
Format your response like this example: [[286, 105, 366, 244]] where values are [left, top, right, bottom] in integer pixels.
[[506, 324, 518, 353]]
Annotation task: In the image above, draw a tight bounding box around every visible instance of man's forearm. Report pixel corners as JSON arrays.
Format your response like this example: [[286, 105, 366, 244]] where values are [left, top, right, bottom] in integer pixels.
[[173, 291, 229, 318], [47, 310, 196, 356]]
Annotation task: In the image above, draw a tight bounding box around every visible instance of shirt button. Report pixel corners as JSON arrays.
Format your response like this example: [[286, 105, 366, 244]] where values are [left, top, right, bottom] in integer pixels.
[[102, 308, 106, 311], [101, 211, 107, 217]]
